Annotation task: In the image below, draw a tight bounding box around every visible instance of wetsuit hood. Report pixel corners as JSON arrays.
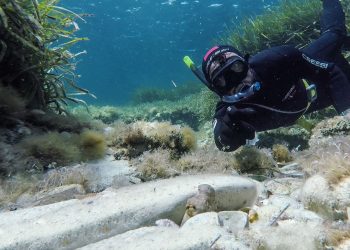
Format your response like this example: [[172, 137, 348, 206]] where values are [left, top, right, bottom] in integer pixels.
[[202, 45, 245, 81]]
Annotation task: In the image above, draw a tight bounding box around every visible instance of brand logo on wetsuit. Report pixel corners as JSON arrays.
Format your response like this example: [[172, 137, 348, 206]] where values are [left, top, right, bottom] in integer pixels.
[[302, 54, 329, 69]]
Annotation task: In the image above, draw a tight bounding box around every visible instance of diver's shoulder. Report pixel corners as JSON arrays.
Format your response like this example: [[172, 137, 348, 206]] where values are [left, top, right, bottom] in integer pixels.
[[250, 45, 300, 62], [269, 45, 300, 54], [256, 45, 299, 56]]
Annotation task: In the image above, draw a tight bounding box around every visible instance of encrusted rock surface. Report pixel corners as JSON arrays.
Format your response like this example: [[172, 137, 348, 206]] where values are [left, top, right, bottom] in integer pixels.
[[0, 175, 257, 250]]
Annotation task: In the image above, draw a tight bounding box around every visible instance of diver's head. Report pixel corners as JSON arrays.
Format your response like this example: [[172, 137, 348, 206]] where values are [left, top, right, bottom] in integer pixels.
[[202, 45, 249, 96]]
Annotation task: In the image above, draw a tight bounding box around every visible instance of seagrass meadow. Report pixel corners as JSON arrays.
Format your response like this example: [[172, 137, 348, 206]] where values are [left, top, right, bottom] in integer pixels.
[[0, 0, 92, 117], [222, 0, 350, 54]]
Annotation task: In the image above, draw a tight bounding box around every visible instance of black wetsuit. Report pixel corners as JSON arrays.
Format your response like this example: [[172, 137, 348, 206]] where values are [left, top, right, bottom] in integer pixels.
[[213, 0, 350, 151]]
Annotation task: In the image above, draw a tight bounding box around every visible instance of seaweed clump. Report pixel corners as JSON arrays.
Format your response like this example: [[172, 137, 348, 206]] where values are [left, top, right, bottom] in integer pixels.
[[233, 146, 275, 177], [132, 150, 178, 182], [19, 130, 106, 170], [272, 144, 293, 163], [108, 121, 197, 160]]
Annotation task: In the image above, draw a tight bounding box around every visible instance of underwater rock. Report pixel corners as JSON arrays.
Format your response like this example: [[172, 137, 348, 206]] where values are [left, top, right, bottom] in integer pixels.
[[300, 175, 339, 219], [181, 212, 219, 228], [14, 184, 87, 209], [79, 222, 223, 250], [236, 193, 326, 250], [23, 156, 131, 195], [155, 219, 179, 228], [76, 156, 133, 193], [238, 220, 326, 250], [256, 195, 323, 225], [80, 211, 250, 250], [218, 211, 249, 235], [0, 140, 30, 176], [111, 175, 141, 189], [311, 116, 350, 139], [181, 184, 217, 226], [257, 126, 310, 150], [212, 237, 251, 250], [337, 240, 350, 250], [263, 177, 304, 196], [333, 177, 350, 209], [300, 175, 350, 220], [0, 175, 256, 249], [33, 184, 86, 206]]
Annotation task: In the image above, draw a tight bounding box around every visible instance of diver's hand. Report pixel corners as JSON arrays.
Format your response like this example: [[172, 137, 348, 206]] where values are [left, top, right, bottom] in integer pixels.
[[213, 106, 256, 152]]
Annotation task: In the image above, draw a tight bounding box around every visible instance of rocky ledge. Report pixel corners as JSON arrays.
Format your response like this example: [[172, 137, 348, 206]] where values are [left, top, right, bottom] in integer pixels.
[[0, 175, 257, 250]]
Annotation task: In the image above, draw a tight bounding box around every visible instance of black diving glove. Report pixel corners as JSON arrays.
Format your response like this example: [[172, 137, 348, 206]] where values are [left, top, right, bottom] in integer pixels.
[[213, 106, 256, 152]]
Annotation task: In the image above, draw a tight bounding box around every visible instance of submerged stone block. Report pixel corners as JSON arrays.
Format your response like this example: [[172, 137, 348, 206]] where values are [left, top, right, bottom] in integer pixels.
[[0, 175, 257, 250]]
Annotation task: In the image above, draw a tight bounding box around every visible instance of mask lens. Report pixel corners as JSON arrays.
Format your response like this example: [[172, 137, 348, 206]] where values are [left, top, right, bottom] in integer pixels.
[[213, 75, 226, 88], [230, 60, 245, 73], [210, 55, 248, 94]]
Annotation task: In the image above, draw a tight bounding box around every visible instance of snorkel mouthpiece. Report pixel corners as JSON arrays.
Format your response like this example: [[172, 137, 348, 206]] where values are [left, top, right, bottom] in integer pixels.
[[221, 82, 261, 103]]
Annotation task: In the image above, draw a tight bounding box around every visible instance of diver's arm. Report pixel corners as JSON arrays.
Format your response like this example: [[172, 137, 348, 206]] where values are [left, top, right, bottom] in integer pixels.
[[320, 65, 350, 113], [295, 50, 350, 112]]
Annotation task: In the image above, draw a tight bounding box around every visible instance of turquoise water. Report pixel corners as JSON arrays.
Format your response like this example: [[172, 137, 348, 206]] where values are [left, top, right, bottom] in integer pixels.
[[62, 0, 278, 105]]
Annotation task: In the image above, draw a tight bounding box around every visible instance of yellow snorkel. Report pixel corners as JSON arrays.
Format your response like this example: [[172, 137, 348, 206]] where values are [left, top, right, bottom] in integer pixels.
[[183, 56, 196, 71], [183, 56, 212, 89]]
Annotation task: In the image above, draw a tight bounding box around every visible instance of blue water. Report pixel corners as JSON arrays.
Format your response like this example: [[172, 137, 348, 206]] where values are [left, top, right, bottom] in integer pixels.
[[62, 0, 278, 105]]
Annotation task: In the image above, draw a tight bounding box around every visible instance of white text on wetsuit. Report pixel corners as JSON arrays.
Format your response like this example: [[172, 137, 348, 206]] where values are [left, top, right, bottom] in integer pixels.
[[302, 54, 329, 69]]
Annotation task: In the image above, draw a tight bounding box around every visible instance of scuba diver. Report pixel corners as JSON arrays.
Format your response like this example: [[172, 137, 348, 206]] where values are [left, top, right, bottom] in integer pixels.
[[184, 0, 350, 152]]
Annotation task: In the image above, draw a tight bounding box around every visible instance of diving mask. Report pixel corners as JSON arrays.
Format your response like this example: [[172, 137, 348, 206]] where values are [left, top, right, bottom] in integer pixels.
[[209, 54, 249, 95]]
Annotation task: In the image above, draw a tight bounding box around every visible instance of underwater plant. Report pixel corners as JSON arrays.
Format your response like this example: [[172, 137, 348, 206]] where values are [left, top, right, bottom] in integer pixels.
[[0, 174, 38, 208], [180, 126, 197, 152], [272, 144, 293, 163], [39, 167, 87, 191], [257, 126, 310, 150], [19, 130, 106, 169], [132, 149, 178, 182], [0, 0, 93, 116], [107, 121, 196, 159], [0, 84, 26, 114], [20, 132, 81, 168], [233, 146, 275, 175], [298, 135, 350, 184], [78, 130, 107, 161], [327, 229, 350, 248], [221, 0, 322, 54], [131, 84, 203, 105], [177, 146, 237, 174]]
